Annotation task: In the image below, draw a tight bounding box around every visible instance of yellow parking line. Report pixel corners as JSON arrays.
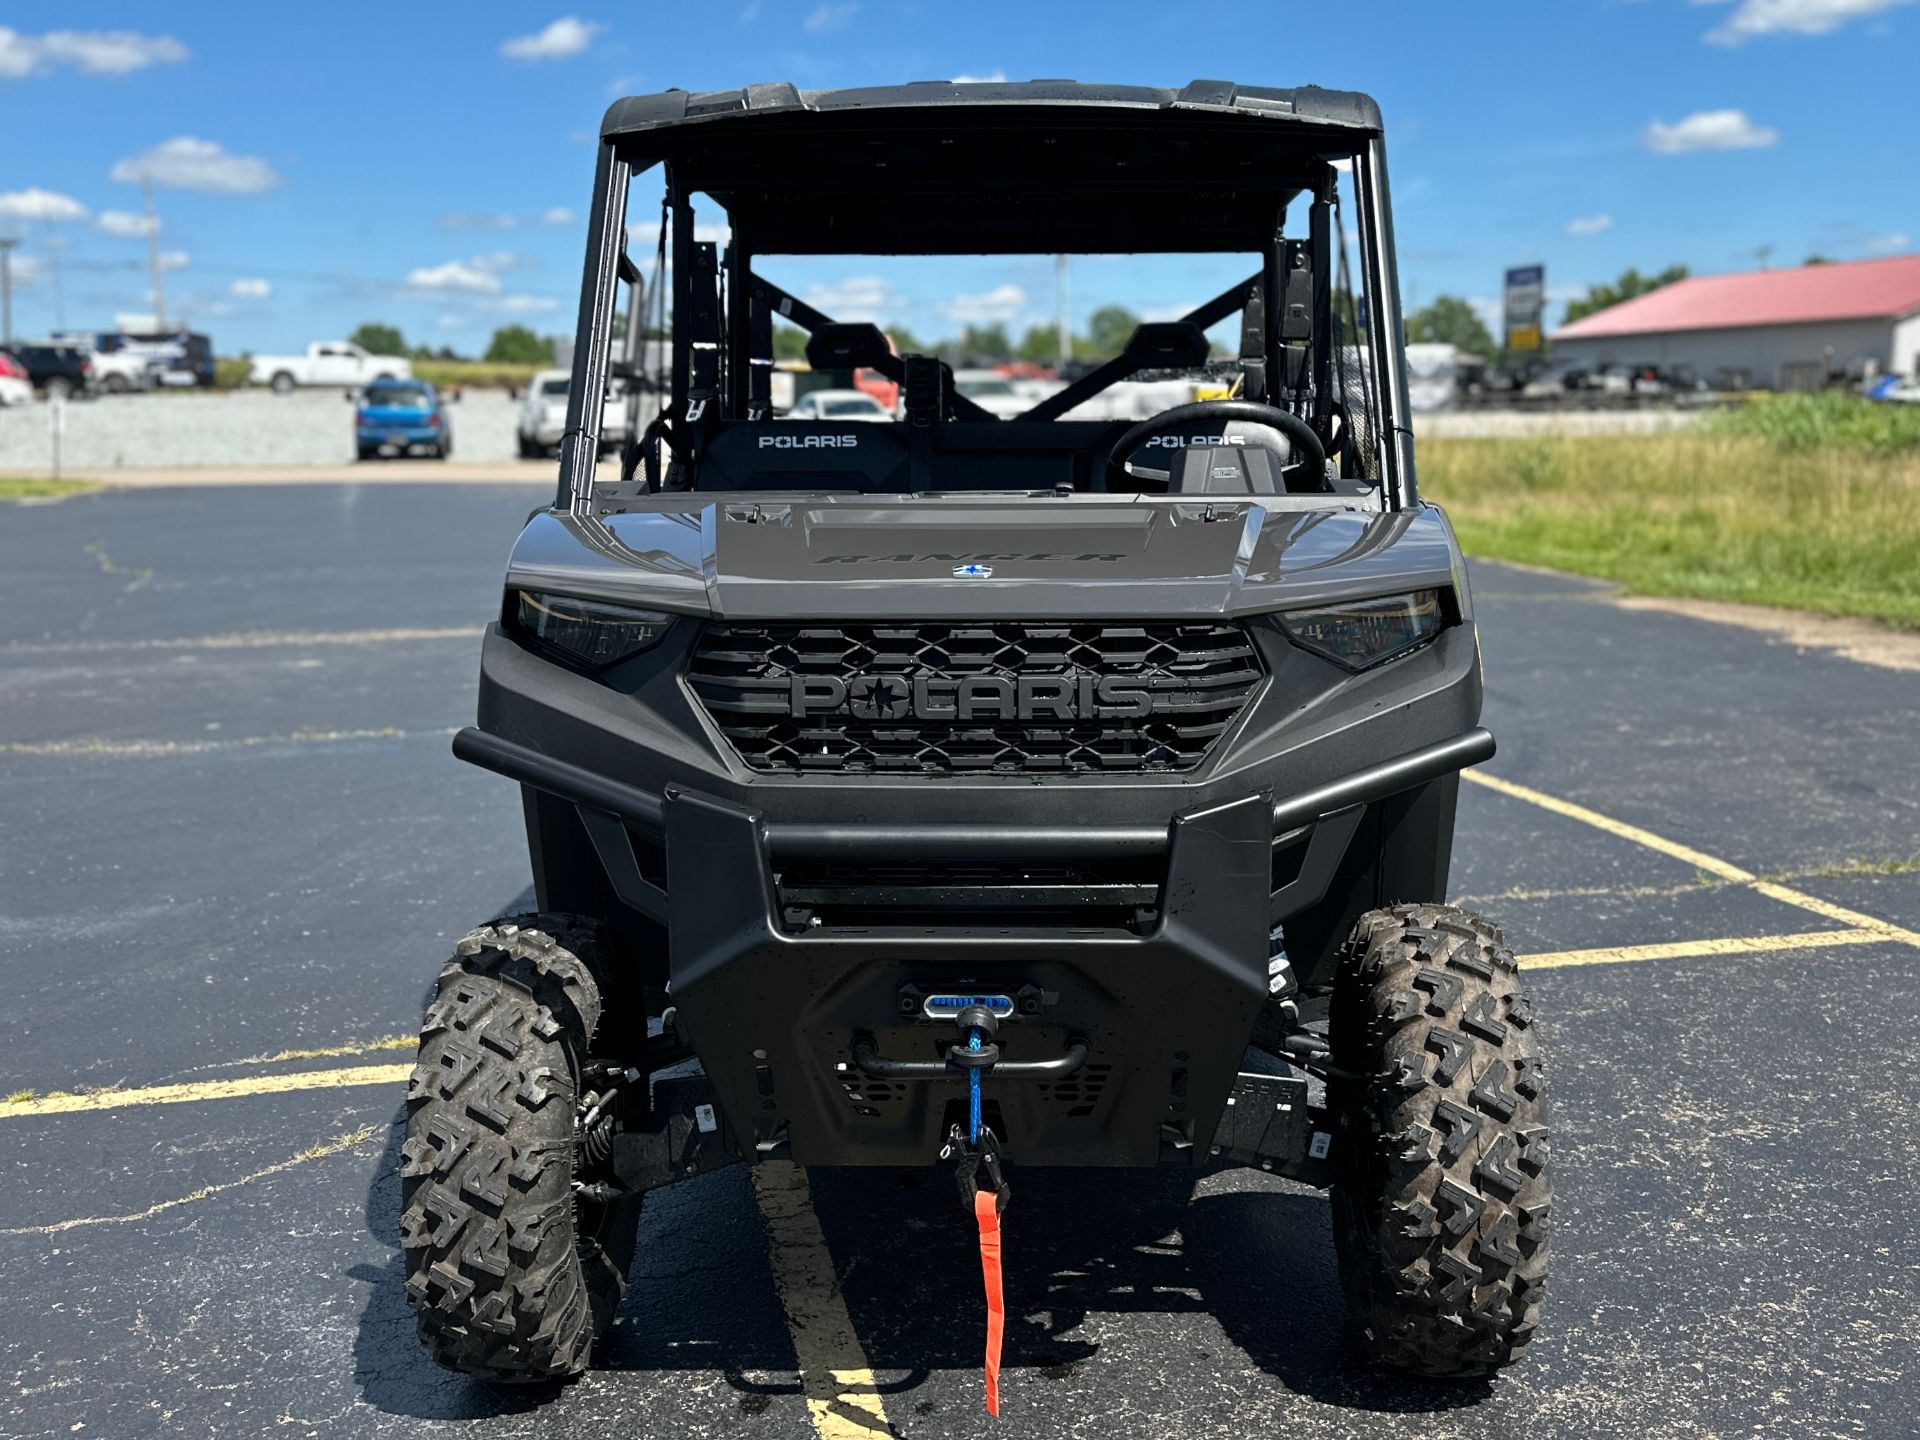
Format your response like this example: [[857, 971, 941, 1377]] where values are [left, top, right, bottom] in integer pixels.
[[1464, 770, 1920, 949], [1, 1124, 383, 1236], [1526, 927, 1884, 970], [751, 1161, 894, 1439], [2, 1063, 411, 1119]]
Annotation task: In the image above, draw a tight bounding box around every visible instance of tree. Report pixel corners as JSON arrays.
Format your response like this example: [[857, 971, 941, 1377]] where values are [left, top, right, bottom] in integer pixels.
[[1085, 305, 1139, 358], [484, 325, 554, 365], [956, 323, 1012, 362], [884, 324, 927, 356], [772, 322, 810, 362], [1562, 265, 1689, 326], [1017, 323, 1066, 364], [1404, 295, 1495, 357], [1803, 254, 1832, 266], [350, 322, 406, 356]]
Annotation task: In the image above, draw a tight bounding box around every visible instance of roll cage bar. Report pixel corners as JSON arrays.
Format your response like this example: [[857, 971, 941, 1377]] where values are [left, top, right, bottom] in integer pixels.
[[554, 90, 1417, 515]]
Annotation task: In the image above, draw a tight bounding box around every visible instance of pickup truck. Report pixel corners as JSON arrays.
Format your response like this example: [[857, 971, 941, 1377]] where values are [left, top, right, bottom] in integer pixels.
[[250, 342, 411, 393]]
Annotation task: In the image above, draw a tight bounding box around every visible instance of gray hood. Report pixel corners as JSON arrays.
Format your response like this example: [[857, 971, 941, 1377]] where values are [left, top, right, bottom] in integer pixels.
[[504, 496, 1464, 621]]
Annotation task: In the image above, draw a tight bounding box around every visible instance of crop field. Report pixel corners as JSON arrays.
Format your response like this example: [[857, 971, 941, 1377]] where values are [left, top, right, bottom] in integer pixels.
[[1424, 397, 1920, 629]]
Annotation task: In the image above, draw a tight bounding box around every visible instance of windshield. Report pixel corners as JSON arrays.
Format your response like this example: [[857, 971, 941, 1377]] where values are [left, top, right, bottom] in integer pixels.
[[540, 378, 569, 397], [586, 127, 1397, 505], [954, 378, 1014, 398], [366, 385, 429, 406]]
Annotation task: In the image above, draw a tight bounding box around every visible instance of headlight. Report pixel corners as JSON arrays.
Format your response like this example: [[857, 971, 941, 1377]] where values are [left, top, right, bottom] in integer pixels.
[[1279, 589, 1449, 671], [514, 591, 674, 669]]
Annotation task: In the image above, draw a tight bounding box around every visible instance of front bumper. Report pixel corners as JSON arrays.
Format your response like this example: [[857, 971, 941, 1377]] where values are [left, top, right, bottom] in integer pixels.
[[454, 713, 1492, 1167], [460, 615, 1487, 1166]]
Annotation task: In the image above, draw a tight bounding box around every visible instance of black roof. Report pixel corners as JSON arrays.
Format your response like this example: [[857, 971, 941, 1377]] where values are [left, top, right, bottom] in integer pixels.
[[601, 80, 1383, 256], [602, 79, 1382, 140]]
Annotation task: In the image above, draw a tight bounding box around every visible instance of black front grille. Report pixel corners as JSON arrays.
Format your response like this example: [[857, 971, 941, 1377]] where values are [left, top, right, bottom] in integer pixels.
[[688, 621, 1262, 775]]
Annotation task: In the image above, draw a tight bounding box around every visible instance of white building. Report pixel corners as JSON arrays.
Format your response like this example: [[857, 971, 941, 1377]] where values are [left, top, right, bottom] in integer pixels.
[[1551, 253, 1920, 390]]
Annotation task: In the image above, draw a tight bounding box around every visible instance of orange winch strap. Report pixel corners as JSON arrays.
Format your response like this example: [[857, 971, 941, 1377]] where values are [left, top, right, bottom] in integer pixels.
[[974, 1186, 1005, 1416]]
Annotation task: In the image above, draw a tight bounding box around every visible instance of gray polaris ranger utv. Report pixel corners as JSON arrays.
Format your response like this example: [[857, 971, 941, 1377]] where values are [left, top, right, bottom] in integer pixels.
[[402, 78, 1549, 1393]]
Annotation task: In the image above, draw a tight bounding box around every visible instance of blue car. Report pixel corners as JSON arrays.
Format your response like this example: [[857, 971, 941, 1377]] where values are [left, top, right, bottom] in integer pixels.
[[355, 379, 452, 460]]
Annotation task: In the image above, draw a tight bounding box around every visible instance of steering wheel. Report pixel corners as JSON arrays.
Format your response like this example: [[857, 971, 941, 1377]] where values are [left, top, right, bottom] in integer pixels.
[[1105, 400, 1328, 492]]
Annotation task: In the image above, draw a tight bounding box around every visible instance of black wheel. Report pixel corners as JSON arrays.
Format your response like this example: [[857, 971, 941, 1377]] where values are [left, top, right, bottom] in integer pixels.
[[357, 444, 380, 461], [400, 914, 643, 1382], [517, 433, 541, 459], [1328, 904, 1550, 1377], [104, 374, 131, 395], [270, 372, 296, 394]]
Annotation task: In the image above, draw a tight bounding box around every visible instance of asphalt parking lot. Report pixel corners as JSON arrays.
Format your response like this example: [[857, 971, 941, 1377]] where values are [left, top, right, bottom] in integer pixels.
[[3, 481, 1918, 1439]]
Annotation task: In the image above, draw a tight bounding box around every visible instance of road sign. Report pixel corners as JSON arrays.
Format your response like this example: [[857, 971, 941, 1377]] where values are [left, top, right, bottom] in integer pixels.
[[1504, 265, 1545, 354]]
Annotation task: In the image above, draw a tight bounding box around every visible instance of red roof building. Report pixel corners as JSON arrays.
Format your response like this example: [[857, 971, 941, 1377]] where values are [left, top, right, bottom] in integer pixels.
[[1551, 253, 1920, 390]]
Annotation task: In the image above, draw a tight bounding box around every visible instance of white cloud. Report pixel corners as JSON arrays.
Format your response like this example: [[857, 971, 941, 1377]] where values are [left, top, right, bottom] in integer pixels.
[[94, 208, 156, 237], [740, 0, 765, 20], [801, 275, 905, 324], [951, 71, 1007, 83], [1642, 109, 1779, 153], [112, 137, 281, 194], [1565, 214, 1614, 237], [500, 16, 602, 61], [1703, 0, 1914, 44], [804, 3, 860, 33], [0, 28, 187, 77], [627, 220, 731, 250], [230, 277, 271, 299], [1140, 303, 1199, 323], [495, 294, 561, 314], [1866, 232, 1911, 253], [158, 249, 189, 272], [407, 260, 505, 295], [0, 187, 89, 221], [540, 207, 576, 226], [438, 314, 468, 330], [940, 283, 1028, 327], [440, 212, 518, 230]]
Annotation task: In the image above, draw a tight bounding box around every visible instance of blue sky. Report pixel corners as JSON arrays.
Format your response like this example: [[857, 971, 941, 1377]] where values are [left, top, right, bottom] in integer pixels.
[[2, 0, 1915, 354]]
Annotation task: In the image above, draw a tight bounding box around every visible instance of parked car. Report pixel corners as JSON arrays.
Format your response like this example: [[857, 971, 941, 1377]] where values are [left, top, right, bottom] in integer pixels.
[[516, 368, 633, 457], [253, 341, 412, 393], [782, 388, 894, 422], [5, 343, 92, 400], [0, 352, 33, 407], [950, 369, 1029, 419], [99, 330, 215, 387], [87, 348, 155, 394], [354, 379, 451, 460]]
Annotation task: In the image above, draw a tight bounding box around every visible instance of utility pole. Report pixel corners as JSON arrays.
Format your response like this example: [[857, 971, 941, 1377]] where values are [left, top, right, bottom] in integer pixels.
[[0, 237, 16, 345], [1753, 243, 1774, 272], [1055, 253, 1069, 369], [142, 175, 167, 329]]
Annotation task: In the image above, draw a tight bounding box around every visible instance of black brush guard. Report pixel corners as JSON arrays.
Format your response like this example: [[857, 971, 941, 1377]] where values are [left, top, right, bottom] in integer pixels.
[[666, 786, 1272, 1167]]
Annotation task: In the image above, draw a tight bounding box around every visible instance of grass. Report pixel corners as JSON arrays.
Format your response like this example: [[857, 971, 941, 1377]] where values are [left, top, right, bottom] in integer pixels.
[[1698, 391, 1920, 455], [0, 477, 100, 501], [1421, 408, 1920, 629], [411, 359, 542, 390]]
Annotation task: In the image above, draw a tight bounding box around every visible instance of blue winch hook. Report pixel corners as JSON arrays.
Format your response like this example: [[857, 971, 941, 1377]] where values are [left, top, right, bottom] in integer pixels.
[[967, 1027, 984, 1142]]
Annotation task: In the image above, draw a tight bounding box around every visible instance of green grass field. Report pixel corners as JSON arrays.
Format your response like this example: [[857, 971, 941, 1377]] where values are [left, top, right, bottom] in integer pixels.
[[0, 478, 100, 501], [1421, 397, 1920, 630]]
